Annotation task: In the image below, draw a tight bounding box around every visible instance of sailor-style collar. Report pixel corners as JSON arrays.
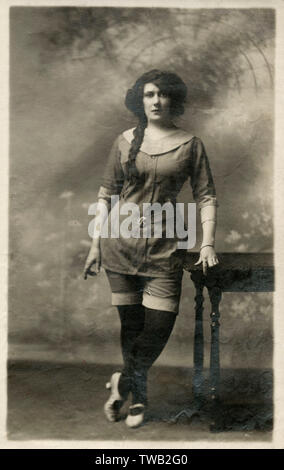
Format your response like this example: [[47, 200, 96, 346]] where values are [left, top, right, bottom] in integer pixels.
[[122, 127, 194, 155]]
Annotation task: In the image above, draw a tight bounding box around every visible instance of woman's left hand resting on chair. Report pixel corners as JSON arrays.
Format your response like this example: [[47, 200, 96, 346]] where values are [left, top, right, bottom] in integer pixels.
[[194, 205, 219, 275]]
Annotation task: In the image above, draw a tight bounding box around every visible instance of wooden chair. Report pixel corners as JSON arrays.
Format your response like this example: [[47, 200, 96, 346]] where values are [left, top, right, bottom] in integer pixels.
[[172, 253, 274, 430]]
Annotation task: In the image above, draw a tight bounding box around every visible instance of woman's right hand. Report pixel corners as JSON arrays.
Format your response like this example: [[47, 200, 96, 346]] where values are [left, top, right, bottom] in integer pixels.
[[83, 246, 101, 279]]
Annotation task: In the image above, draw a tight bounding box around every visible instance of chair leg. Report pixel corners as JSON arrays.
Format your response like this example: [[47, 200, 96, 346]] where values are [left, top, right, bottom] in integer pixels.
[[208, 286, 222, 403], [191, 277, 205, 405]]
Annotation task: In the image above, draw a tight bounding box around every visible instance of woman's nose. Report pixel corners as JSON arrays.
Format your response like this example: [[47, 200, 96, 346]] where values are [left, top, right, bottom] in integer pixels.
[[153, 94, 160, 105]]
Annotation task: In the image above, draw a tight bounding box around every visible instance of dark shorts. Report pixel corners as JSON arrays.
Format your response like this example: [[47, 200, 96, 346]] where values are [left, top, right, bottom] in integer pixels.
[[105, 270, 183, 314]]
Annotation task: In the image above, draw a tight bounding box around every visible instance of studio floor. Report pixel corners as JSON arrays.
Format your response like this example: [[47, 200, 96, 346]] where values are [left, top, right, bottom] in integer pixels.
[[7, 361, 272, 444]]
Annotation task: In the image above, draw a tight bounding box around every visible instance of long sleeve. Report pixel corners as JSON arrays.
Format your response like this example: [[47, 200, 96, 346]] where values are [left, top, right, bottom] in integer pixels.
[[97, 136, 125, 204], [189, 137, 218, 210]]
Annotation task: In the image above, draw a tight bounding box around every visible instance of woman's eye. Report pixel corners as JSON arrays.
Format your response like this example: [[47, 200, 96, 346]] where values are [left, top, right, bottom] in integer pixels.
[[143, 91, 168, 98]]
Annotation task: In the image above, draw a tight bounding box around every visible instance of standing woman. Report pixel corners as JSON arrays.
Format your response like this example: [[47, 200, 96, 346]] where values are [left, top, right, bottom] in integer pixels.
[[83, 69, 219, 428]]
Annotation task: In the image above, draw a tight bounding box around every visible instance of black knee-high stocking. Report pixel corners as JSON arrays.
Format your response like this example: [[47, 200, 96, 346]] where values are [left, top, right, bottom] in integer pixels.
[[131, 307, 176, 405], [118, 306, 177, 405], [117, 304, 145, 399]]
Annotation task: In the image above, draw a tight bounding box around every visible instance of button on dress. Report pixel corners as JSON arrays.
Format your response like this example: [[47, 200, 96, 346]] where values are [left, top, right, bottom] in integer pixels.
[[97, 128, 218, 277]]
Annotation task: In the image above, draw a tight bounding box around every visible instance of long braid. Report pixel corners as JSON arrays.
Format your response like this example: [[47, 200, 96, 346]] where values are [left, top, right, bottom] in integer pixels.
[[127, 116, 147, 183]]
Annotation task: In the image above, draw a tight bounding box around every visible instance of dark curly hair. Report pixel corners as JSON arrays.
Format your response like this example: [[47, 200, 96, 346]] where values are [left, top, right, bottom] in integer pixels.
[[124, 69, 187, 183]]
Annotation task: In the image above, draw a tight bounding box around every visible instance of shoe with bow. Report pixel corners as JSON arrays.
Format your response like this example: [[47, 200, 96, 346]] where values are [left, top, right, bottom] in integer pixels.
[[104, 372, 125, 422], [125, 403, 145, 428]]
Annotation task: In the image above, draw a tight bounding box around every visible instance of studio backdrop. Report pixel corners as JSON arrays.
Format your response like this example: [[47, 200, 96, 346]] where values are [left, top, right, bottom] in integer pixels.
[[9, 7, 274, 370]]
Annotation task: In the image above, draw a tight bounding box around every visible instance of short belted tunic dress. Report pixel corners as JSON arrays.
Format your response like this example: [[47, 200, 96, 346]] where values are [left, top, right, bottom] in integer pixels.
[[97, 127, 218, 278]]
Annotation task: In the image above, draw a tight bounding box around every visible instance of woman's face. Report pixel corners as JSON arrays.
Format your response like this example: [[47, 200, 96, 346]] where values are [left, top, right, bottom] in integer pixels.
[[142, 82, 172, 124]]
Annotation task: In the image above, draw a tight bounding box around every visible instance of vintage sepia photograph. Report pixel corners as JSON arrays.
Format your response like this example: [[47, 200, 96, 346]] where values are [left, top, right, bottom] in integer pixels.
[[2, 0, 282, 448]]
